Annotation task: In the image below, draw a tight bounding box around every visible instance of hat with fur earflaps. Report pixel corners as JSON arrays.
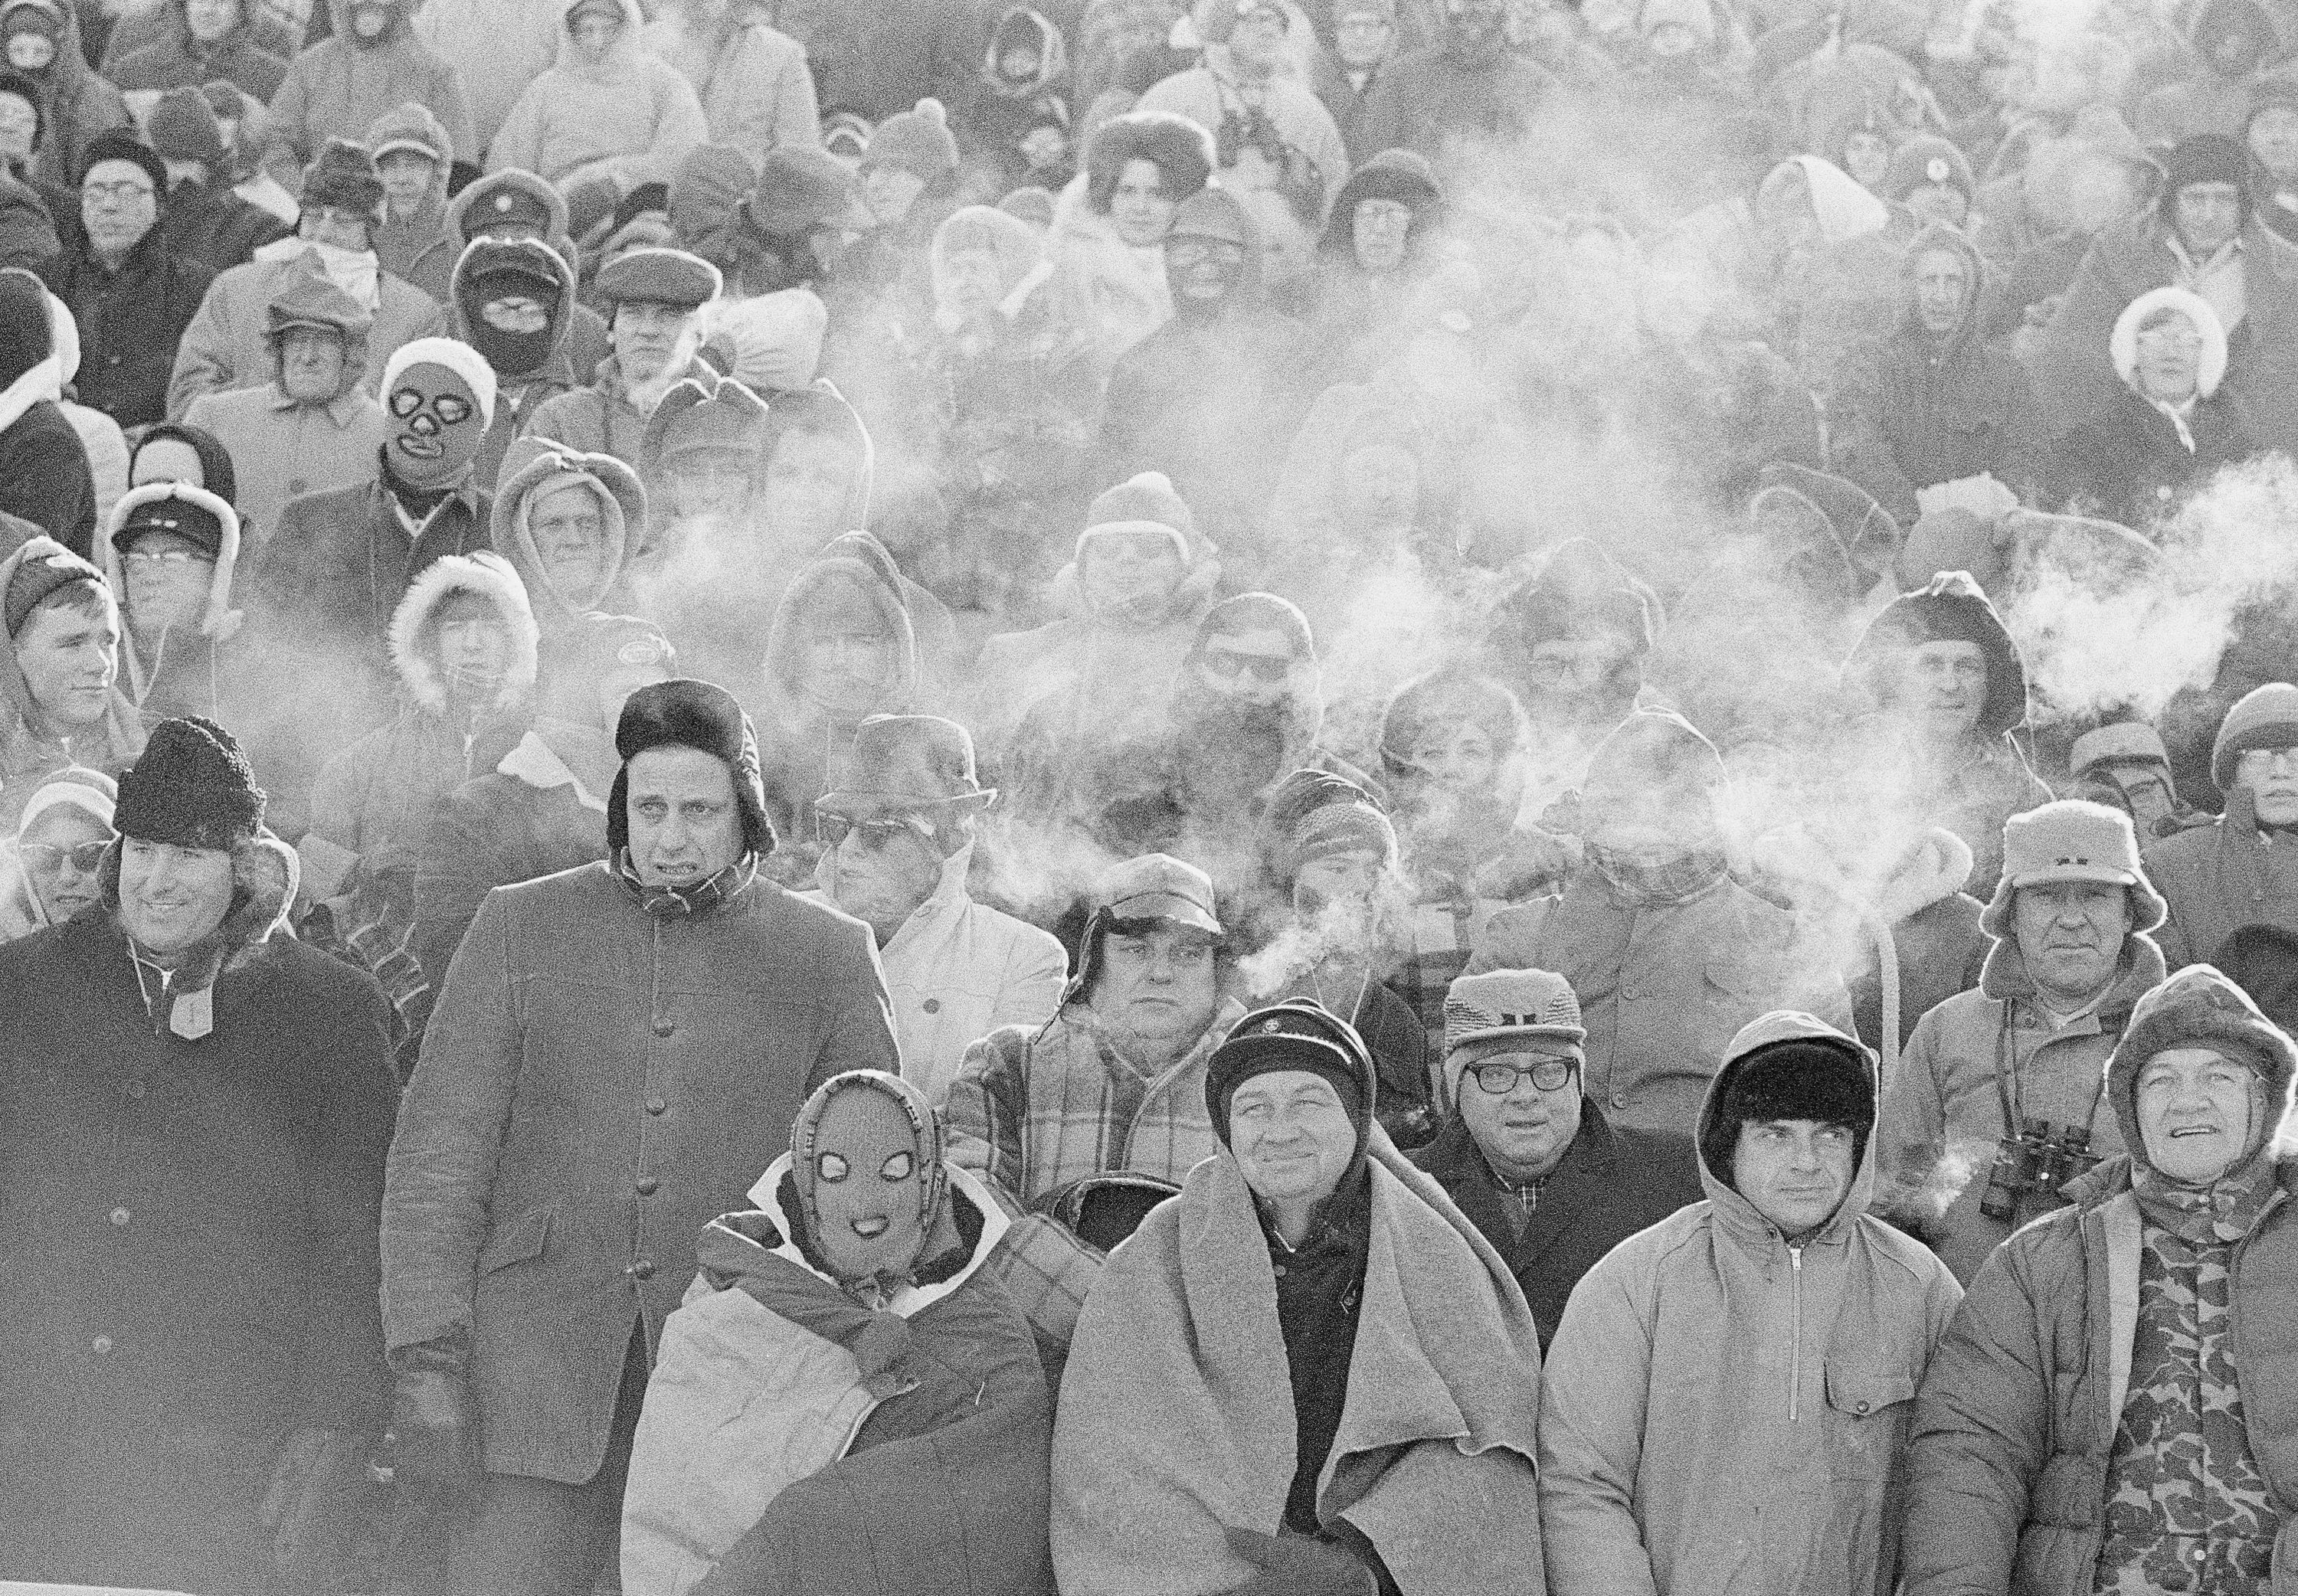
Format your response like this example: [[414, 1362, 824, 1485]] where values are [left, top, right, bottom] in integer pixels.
[[609, 678, 774, 859]]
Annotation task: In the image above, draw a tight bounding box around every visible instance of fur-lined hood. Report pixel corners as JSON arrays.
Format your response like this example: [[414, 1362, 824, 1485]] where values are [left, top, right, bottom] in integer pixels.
[[385, 550, 540, 715], [100, 482, 244, 708], [761, 531, 919, 722], [1872, 826, 1976, 926]]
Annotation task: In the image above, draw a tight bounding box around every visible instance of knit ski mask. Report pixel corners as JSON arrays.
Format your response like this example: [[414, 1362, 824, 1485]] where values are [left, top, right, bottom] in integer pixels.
[[791, 1071, 948, 1298], [466, 269, 561, 378], [387, 361, 485, 484]]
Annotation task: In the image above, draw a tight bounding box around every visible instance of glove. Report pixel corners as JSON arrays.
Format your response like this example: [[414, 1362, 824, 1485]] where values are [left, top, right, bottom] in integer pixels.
[[385, 1336, 483, 1503], [1223, 1528, 1378, 1596], [258, 1424, 380, 1594]]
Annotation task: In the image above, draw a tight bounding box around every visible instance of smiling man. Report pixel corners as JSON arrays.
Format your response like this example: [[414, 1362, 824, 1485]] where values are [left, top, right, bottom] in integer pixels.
[[382, 675, 895, 1594], [1874, 801, 2170, 1282], [0, 537, 143, 826], [1904, 963, 2298, 1596], [2147, 683, 2298, 969], [1539, 1010, 1962, 1596], [1413, 969, 1702, 1347]]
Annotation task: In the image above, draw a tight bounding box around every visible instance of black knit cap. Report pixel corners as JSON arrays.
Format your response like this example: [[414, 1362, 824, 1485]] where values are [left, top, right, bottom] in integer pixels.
[[1205, 999, 1377, 1153], [77, 127, 166, 195], [114, 716, 266, 852], [2159, 132, 2253, 227], [607, 677, 775, 858], [1700, 1038, 1874, 1185]]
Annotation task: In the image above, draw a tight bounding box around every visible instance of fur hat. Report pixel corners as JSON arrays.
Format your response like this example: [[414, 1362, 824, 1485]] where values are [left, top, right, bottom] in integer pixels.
[[1980, 798, 2169, 937], [1379, 667, 1524, 776], [2106, 963, 2298, 1172], [2213, 682, 2298, 792], [301, 138, 383, 218], [2110, 285, 2226, 400], [750, 143, 856, 238], [114, 715, 264, 851], [861, 96, 958, 180], [2157, 131, 2252, 225], [1699, 1011, 1876, 1184], [1204, 999, 1377, 1151], [607, 678, 774, 859]]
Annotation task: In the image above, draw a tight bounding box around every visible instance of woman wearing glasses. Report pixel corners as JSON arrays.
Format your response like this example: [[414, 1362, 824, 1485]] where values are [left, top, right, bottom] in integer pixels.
[[0, 763, 113, 939], [2043, 285, 2256, 531], [1409, 967, 1701, 1349]]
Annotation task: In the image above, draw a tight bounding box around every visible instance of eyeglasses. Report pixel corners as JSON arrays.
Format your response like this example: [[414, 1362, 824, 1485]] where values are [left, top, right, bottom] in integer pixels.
[[2136, 328, 2203, 352], [21, 839, 110, 875], [1167, 237, 1246, 267], [83, 180, 153, 204], [1201, 650, 1291, 685], [124, 547, 213, 565], [2237, 746, 2298, 774], [816, 811, 934, 849], [1468, 1058, 1577, 1094]]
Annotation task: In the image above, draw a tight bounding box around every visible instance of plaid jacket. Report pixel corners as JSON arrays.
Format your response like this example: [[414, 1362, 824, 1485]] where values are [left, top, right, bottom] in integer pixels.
[[943, 997, 1244, 1347]]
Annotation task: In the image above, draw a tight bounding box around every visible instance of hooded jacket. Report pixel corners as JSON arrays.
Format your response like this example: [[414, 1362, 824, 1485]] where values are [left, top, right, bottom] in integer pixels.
[[262, 0, 474, 193], [1538, 1012, 1964, 1596], [0, 841, 397, 1592], [100, 481, 245, 726], [641, 5, 817, 168], [1834, 224, 2043, 510], [2145, 783, 2298, 970], [364, 100, 457, 305], [454, 236, 584, 488], [489, 445, 640, 639], [620, 1155, 1050, 1596], [489, 0, 710, 193], [1902, 965, 2298, 1596], [5, 0, 128, 190], [0, 538, 142, 822], [106, 0, 291, 101], [409, 0, 563, 152]]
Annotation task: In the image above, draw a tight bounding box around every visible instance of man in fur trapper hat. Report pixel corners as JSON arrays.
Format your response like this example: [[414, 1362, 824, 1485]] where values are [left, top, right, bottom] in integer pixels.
[[0, 714, 401, 1595], [383, 675, 897, 1592]]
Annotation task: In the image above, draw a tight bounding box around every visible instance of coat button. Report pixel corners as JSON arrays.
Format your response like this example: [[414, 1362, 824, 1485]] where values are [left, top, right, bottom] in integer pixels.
[[109, 1207, 130, 1227], [653, 1019, 673, 1037], [1854, 1400, 1871, 1414], [630, 1260, 655, 1280], [1612, 1094, 1628, 1109], [636, 1176, 659, 1195], [125, 1081, 146, 1100], [1622, 986, 1638, 1000], [91, 1335, 113, 1353], [646, 1097, 666, 1116], [922, 998, 940, 1014], [287, 476, 309, 495]]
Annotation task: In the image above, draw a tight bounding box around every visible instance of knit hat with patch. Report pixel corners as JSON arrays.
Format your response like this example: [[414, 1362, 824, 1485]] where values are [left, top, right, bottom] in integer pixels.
[[1442, 967, 1585, 1055], [1204, 999, 1377, 1153], [114, 715, 265, 851], [608, 677, 774, 859], [861, 97, 958, 180], [2213, 682, 2298, 792]]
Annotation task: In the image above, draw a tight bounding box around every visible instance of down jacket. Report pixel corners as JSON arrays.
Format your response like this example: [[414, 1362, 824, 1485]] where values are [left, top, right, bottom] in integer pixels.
[[1537, 1012, 1965, 1596], [489, 0, 709, 193], [620, 1158, 1049, 1596]]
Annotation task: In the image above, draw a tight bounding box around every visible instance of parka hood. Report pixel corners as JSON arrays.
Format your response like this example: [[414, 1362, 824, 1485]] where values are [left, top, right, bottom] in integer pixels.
[[450, 234, 578, 381], [1764, 153, 1891, 244], [759, 378, 874, 532], [1977, 918, 2166, 1017], [552, 0, 648, 78], [385, 549, 541, 715], [324, 0, 418, 48], [132, 422, 240, 506], [5, 0, 94, 90], [1315, 147, 1445, 263], [2106, 962, 2298, 1173], [761, 531, 920, 722], [490, 447, 643, 631], [1897, 220, 1986, 343], [1695, 1010, 1881, 1243], [982, 6, 1067, 98], [1846, 570, 2030, 741]]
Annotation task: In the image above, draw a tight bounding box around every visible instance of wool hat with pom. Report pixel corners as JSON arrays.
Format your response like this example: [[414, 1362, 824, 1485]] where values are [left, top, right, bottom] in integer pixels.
[[862, 97, 958, 181], [114, 715, 265, 852], [608, 677, 774, 859]]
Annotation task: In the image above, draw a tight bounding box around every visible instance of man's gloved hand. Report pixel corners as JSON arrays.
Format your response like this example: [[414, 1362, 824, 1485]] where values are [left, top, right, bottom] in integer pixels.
[[385, 1335, 483, 1503], [258, 1424, 380, 1594], [1223, 1528, 1378, 1596]]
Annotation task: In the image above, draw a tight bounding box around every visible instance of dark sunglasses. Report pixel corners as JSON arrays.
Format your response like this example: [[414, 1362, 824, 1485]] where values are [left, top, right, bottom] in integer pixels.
[[1202, 650, 1291, 685], [1468, 1058, 1576, 1095], [21, 839, 110, 874], [815, 811, 931, 849]]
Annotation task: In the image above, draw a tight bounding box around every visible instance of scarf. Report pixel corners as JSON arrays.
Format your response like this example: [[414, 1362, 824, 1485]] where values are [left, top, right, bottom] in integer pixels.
[[255, 236, 381, 310], [2133, 1143, 2280, 1244], [1586, 838, 1730, 906], [614, 847, 756, 917]]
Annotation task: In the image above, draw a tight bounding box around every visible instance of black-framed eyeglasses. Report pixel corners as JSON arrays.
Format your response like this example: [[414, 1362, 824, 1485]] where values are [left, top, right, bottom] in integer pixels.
[[1470, 1058, 1576, 1095], [816, 811, 931, 850], [21, 839, 110, 875]]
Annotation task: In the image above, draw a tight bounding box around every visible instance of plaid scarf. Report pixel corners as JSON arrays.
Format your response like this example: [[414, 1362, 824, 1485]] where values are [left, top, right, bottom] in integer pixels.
[[1586, 840, 1730, 906], [615, 851, 758, 918]]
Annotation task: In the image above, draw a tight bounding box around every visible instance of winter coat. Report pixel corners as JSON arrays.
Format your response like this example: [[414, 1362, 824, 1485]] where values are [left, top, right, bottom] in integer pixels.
[[1043, 172, 1173, 379], [263, 0, 475, 192], [381, 859, 900, 1483], [372, 201, 456, 310], [1832, 226, 2043, 510], [1537, 1012, 1965, 1596], [453, 245, 584, 492], [0, 541, 142, 828], [2145, 785, 2298, 969], [643, 12, 820, 168], [156, 176, 293, 276], [14, 4, 129, 191], [2031, 211, 2298, 453], [523, 354, 690, 476], [410, 0, 561, 152], [0, 893, 398, 1594], [99, 479, 247, 727], [410, 726, 611, 994], [1901, 1152, 2298, 1596], [489, 0, 710, 193], [1468, 872, 1857, 1141], [107, 5, 290, 100], [941, 996, 1247, 1347], [1350, 35, 1559, 167], [803, 841, 1068, 1109], [620, 1160, 1051, 1596], [770, 0, 974, 124], [167, 251, 447, 418], [1052, 1136, 1544, 1596], [1412, 1101, 1703, 1349], [0, 390, 94, 556], [1871, 932, 2164, 1284], [182, 382, 388, 548], [0, 168, 57, 270], [36, 225, 214, 431], [1134, 54, 1350, 213], [2042, 379, 2256, 532]]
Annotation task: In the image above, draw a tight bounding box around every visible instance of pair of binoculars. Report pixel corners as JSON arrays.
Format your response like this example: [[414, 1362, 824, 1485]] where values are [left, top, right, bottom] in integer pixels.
[[1979, 1117, 2100, 1222]]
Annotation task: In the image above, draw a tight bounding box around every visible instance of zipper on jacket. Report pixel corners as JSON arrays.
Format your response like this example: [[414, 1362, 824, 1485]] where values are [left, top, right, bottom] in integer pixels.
[[1789, 1243, 1804, 1424]]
